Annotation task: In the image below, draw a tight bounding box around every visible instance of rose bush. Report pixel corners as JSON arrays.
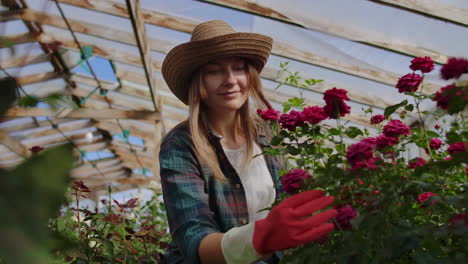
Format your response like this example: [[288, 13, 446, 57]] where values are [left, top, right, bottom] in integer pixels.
[[259, 57, 467, 263], [49, 181, 169, 264]]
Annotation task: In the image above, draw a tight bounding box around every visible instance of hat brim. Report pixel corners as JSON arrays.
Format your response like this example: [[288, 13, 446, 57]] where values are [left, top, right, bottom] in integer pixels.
[[162, 32, 273, 105]]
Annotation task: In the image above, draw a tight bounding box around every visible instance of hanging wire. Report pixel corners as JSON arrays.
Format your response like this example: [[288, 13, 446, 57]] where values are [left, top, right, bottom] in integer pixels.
[[0, 66, 107, 178], [53, 0, 147, 174]]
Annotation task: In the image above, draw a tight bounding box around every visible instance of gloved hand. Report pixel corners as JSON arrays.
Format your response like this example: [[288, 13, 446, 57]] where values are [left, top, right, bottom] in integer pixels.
[[252, 189, 337, 255]]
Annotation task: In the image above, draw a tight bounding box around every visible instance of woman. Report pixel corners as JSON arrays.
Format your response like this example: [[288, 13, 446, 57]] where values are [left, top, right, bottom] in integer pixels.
[[159, 20, 337, 264]]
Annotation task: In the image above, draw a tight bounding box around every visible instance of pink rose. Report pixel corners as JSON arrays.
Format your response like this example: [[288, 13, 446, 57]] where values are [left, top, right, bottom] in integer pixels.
[[300, 106, 327, 124], [334, 206, 357, 230], [395, 73, 423, 93], [410, 56, 435, 73], [440, 57, 468, 80], [447, 142, 468, 155], [323, 88, 351, 119], [256, 108, 280, 121], [281, 169, 311, 194], [346, 140, 375, 168], [433, 84, 455, 110], [370, 114, 385, 124], [408, 158, 426, 169], [279, 110, 304, 131], [417, 192, 439, 207], [429, 138, 443, 150], [382, 119, 410, 138], [450, 213, 468, 228], [375, 135, 399, 150]]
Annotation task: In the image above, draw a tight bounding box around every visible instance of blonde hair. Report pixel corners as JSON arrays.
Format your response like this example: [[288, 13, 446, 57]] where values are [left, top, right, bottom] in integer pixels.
[[187, 62, 273, 181]]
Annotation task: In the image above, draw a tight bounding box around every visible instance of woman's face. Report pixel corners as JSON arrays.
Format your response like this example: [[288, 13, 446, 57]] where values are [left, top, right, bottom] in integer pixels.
[[201, 57, 249, 113]]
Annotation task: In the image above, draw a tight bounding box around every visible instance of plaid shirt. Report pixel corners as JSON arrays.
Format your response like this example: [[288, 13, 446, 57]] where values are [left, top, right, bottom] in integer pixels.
[[159, 122, 283, 264]]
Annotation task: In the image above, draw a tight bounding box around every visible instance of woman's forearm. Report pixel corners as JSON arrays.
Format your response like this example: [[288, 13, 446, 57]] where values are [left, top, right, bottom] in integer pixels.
[[199, 233, 227, 264]]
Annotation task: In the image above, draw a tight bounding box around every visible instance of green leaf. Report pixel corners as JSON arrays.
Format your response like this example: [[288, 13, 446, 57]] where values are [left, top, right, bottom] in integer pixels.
[[17, 95, 39, 108], [262, 148, 280, 156], [0, 144, 74, 264], [345, 126, 364, 138], [270, 135, 284, 146], [404, 104, 414, 112], [287, 145, 301, 155], [328, 128, 340, 136], [384, 99, 408, 118], [425, 130, 440, 138]]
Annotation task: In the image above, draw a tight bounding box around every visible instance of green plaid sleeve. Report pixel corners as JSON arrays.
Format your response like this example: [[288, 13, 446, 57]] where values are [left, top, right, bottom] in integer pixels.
[[159, 134, 221, 264]]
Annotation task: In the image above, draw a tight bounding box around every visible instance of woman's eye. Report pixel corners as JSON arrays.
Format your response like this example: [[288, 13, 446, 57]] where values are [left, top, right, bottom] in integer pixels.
[[206, 69, 221, 74]]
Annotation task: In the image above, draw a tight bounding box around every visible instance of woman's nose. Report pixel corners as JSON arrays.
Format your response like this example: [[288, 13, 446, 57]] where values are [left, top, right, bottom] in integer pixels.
[[223, 68, 236, 85]]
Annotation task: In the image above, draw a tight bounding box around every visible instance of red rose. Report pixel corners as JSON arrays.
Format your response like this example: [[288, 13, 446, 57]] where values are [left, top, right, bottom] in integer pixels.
[[29, 146, 44, 153], [395, 73, 423, 93], [361, 137, 377, 145], [350, 156, 381, 171], [417, 192, 439, 207], [375, 135, 399, 149], [450, 213, 468, 228], [440, 57, 468, 80], [256, 108, 280, 121], [410, 56, 435, 73], [323, 87, 350, 103], [324, 100, 351, 119], [370, 114, 385, 124], [323, 88, 351, 119], [382, 119, 410, 138], [346, 140, 375, 168], [429, 138, 443, 150], [433, 84, 455, 110], [281, 169, 311, 194], [447, 142, 468, 155], [300, 106, 327, 124], [279, 110, 304, 131], [408, 158, 426, 169], [334, 206, 357, 230]]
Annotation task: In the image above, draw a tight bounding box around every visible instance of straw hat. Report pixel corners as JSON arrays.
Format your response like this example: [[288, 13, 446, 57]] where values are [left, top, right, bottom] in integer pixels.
[[161, 20, 273, 105]]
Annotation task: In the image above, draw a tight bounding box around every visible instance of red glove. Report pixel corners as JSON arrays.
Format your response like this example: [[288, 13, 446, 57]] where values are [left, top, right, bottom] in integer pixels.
[[252, 190, 338, 255]]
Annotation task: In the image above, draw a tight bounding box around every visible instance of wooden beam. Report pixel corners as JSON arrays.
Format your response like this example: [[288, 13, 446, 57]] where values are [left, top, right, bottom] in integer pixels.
[[0, 130, 31, 158], [108, 143, 154, 160], [9, 119, 93, 140], [71, 73, 188, 110], [72, 157, 120, 174], [17, 72, 65, 86], [30, 9, 441, 99], [0, 118, 74, 133], [198, 0, 449, 63], [57, 0, 197, 33], [95, 121, 155, 145], [0, 53, 51, 69], [0, 32, 35, 48], [0, 8, 24, 22], [125, 0, 160, 112], [73, 164, 124, 178], [57, 0, 450, 65], [372, 0, 468, 27], [5, 107, 161, 121], [73, 83, 155, 111], [77, 141, 109, 153]]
